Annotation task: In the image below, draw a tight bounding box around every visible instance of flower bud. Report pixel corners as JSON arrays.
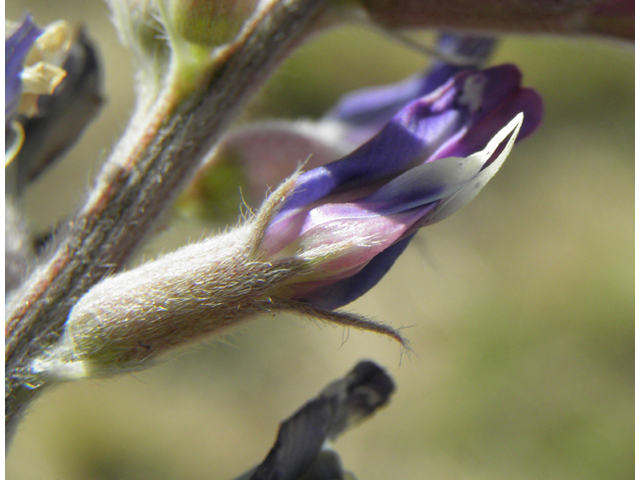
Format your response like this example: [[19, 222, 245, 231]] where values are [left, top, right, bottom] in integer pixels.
[[31, 174, 404, 380], [107, 0, 261, 92]]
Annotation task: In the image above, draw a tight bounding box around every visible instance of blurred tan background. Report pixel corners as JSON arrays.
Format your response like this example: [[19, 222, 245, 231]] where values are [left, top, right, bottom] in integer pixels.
[[6, 1, 633, 480]]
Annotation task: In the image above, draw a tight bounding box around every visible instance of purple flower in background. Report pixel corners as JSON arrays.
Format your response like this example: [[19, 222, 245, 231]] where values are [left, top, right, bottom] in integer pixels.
[[5, 15, 72, 127], [5, 15, 42, 126], [5, 15, 102, 191], [259, 65, 543, 310]]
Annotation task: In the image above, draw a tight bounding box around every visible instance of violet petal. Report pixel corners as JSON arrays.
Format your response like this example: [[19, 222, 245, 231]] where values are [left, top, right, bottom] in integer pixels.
[[281, 82, 471, 213], [326, 33, 496, 130], [6, 15, 42, 125], [279, 64, 539, 215], [300, 234, 415, 310], [433, 65, 544, 160]]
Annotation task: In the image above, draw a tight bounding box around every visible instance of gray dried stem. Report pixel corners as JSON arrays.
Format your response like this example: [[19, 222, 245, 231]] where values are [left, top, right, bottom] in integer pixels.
[[5, 0, 328, 439]]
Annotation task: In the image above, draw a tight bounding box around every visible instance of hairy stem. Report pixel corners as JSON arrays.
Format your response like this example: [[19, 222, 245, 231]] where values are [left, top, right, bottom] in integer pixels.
[[5, 0, 328, 438]]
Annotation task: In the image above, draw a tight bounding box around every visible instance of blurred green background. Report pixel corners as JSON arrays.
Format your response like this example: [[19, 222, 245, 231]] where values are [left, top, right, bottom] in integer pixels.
[[6, 2, 634, 480]]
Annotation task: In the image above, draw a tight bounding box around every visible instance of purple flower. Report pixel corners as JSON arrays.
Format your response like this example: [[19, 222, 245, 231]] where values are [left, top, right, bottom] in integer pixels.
[[5, 15, 42, 125], [6, 16, 103, 191], [259, 65, 543, 309], [5, 15, 72, 128]]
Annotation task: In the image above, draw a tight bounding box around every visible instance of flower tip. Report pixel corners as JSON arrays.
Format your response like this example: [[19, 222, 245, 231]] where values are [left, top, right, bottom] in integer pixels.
[[516, 89, 545, 141], [500, 112, 524, 144], [420, 111, 524, 226]]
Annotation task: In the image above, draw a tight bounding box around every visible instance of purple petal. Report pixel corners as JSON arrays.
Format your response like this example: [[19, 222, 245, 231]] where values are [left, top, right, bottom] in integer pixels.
[[277, 64, 540, 217], [221, 120, 351, 204], [279, 76, 473, 213], [432, 65, 544, 160], [299, 233, 415, 309], [280, 111, 526, 308], [325, 72, 432, 129], [326, 33, 496, 131], [6, 15, 42, 124], [414, 33, 497, 101], [262, 199, 430, 260], [259, 62, 543, 310], [223, 33, 504, 213]]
